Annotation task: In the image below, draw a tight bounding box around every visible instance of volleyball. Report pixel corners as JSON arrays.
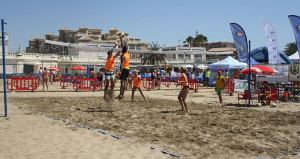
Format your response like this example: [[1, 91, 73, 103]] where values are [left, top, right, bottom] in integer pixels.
[[118, 32, 125, 38], [256, 103, 262, 107], [271, 103, 277, 108]]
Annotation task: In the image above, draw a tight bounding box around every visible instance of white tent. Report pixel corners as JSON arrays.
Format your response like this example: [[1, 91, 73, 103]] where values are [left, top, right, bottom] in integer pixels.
[[289, 51, 300, 62], [198, 64, 208, 69], [208, 56, 247, 85], [181, 64, 193, 68]]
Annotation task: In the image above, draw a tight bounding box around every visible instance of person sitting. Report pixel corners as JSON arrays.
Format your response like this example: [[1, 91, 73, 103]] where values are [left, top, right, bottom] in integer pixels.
[[259, 81, 271, 105], [281, 88, 289, 102]]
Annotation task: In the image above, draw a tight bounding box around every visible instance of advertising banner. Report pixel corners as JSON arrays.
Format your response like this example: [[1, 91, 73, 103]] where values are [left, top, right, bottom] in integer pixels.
[[230, 23, 248, 63], [288, 63, 300, 81], [234, 79, 248, 92], [288, 15, 300, 60], [262, 22, 280, 64]]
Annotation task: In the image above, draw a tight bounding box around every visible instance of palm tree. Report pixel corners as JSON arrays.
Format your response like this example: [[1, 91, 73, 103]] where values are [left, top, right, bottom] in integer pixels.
[[193, 34, 208, 47], [141, 42, 166, 65], [283, 42, 298, 56], [184, 36, 194, 47]]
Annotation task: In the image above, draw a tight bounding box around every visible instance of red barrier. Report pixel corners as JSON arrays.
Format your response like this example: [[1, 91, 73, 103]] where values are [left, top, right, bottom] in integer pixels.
[[73, 77, 98, 91], [174, 77, 181, 86], [224, 78, 235, 95], [60, 76, 75, 89], [181, 79, 199, 92], [161, 77, 171, 87], [143, 78, 154, 90], [7, 76, 39, 91]]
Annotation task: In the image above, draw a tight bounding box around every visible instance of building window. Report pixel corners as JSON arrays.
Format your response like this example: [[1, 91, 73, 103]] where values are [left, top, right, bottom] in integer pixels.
[[129, 45, 135, 49], [136, 45, 142, 50]]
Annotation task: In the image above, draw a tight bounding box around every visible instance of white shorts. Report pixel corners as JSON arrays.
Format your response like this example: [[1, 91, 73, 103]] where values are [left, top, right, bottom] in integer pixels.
[[104, 71, 115, 80]]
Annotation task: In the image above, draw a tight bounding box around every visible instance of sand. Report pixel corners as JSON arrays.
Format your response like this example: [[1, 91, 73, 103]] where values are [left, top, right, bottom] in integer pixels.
[[1, 81, 300, 159]]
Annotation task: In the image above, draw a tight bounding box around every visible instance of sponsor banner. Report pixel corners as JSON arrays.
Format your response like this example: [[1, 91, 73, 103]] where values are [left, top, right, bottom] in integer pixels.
[[230, 23, 248, 63], [289, 63, 300, 81], [289, 15, 300, 60], [262, 22, 280, 64], [234, 79, 248, 92], [257, 64, 289, 83]]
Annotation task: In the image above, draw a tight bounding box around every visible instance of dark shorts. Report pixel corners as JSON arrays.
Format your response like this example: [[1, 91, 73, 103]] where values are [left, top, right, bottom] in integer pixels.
[[98, 77, 103, 81], [157, 77, 161, 80], [120, 68, 130, 80], [204, 77, 209, 82], [183, 86, 189, 89]]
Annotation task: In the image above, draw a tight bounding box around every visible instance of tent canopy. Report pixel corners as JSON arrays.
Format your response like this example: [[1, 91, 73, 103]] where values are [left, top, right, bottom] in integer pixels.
[[208, 56, 247, 86], [208, 56, 247, 69], [250, 57, 262, 66], [289, 51, 299, 60], [198, 64, 208, 69], [181, 64, 193, 68]]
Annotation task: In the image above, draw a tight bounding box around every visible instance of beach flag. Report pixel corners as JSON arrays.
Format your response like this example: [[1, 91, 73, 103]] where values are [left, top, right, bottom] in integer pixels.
[[289, 15, 300, 60], [230, 23, 248, 63], [262, 22, 280, 64]]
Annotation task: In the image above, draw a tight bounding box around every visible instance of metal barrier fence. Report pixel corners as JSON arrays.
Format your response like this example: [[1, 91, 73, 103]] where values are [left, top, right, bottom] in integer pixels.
[[73, 77, 98, 92], [60, 76, 76, 89], [224, 78, 235, 95], [7, 76, 39, 91]]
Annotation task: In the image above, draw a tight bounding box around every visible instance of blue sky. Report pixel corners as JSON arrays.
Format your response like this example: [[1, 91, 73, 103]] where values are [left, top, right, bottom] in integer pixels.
[[1, 0, 299, 52]]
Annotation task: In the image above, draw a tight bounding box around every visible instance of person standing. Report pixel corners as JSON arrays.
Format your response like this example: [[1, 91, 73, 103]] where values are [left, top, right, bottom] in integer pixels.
[[127, 70, 133, 90], [42, 67, 49, 91], [97, 69, 104, 91], [186, 68, 191, 79], [89, 68, 95, 78], [225, 70, 228, 78], [233, 69, 239, 79], [151, 70, 157, 89], [89, 68, 95, 90], [50, 69, 54, 84], [177, 68, 189, 112], [205, 68, 210, 87], [193, 62, 197, 75], [38, 67, 43, 83], [132, 70, 148, 102], [202, 70, 206, 87], [215, 71, 225, 106], [156, 69, 161, 90]]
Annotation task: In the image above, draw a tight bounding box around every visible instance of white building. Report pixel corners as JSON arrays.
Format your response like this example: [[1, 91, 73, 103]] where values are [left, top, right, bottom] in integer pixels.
[[0, 33, 8, 53]]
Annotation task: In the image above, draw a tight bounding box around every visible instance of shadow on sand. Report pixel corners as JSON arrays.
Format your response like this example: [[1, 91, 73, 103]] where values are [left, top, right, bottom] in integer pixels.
[[224, 103, 257, 108]]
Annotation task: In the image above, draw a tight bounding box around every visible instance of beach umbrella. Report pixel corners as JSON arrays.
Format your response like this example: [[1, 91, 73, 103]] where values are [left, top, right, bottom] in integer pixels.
[[47, 67, 61, 72], [239, 65, 280, 75], [71, 66, 87, 70]]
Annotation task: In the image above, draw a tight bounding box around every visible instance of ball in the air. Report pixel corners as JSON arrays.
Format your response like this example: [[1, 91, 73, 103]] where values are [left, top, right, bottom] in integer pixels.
[[119, 32, 125, 38]]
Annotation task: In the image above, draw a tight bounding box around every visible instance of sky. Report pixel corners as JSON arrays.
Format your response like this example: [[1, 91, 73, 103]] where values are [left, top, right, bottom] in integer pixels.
[[1, 0, 300, 52]]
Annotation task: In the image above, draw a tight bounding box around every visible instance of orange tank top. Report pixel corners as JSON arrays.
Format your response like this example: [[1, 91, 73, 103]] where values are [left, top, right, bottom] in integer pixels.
[[105, 56, 115, 71], [181, 73, 188, 86], [121, 52, 130, 69], [133, 76, 141, 87], [282, 91, 289, 98]]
